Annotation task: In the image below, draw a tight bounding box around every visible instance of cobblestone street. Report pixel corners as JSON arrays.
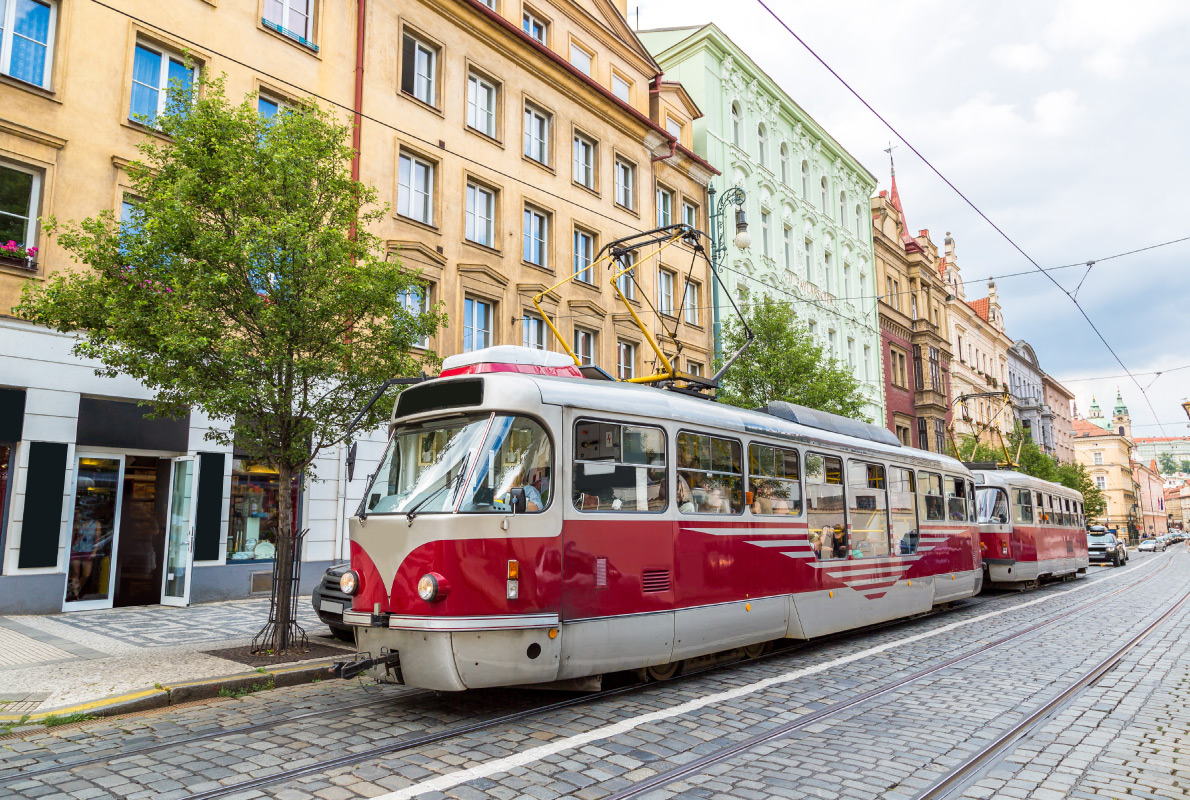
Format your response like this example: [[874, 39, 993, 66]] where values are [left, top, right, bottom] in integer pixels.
[[0, 552, 1185, 800]]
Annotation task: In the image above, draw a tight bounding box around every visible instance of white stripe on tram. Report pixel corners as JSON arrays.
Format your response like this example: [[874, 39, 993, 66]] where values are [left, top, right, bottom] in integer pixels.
[[375, 557, 1160, 800]]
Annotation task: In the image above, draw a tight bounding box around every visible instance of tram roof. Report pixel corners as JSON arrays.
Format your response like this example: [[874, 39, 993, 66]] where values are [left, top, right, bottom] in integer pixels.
[[971, 468, 1083, 497]]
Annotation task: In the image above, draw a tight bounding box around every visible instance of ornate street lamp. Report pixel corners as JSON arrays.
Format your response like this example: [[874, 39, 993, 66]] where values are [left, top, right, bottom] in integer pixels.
[[706, 183, 750, 365], [1182, 398, 1190, 422]]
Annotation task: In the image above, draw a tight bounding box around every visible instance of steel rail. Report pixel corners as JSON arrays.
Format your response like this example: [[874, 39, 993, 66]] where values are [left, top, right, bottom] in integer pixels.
[[600, 555, 1173, 800], [0, 687, 431, 784], [916, 570, 1190, 799]]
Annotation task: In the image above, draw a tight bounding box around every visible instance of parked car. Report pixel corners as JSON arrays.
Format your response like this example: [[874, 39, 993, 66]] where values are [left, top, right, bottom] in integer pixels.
[[1087, 528, 1127, 566], [1138, 538, 1165, 552], [311, 563, 354, 641]]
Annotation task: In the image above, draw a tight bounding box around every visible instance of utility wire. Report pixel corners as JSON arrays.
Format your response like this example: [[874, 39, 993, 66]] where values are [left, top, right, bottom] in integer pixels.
[[753, 0, 1171, 438]]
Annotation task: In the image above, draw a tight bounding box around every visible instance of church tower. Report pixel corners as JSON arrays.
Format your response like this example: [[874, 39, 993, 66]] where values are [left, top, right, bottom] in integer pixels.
[[1087, 395, 1108, 429], [1112, 390, 1131, 439]]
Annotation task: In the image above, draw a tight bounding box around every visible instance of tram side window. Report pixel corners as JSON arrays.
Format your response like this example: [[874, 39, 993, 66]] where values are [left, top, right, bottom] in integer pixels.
[[921, 472, 945, 521], [889, 468, 919, 554], [946, 477, 967, 521], [1036, 491, 1047, 523], [1048, 495, 1056, 525], [1014, 488, 1033, 524], [458, 416, 554, 513], [677, 432, 742, 514], [572, 420, 666, 512], [1065, 498, 1073, 527], [807, 454, 848, 559], [977, 487, 1010, 524], [966, 480, 977, 523], [748, 443, 801, 515], [848, 462, 890, 557]]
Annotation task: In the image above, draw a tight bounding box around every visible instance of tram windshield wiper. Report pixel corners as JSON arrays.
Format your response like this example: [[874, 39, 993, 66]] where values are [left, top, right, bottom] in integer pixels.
[[406, 452, 469, 526]]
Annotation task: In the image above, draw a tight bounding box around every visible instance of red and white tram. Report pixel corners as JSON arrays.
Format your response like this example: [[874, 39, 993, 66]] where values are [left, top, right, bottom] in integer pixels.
[[338, 347, 987, 691], [971, 469, 1088, 587]]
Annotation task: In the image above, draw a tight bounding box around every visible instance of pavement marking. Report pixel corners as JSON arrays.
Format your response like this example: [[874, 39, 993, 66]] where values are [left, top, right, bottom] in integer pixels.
[[380, 556, 1164, 800], [0, 627, 76, 668]]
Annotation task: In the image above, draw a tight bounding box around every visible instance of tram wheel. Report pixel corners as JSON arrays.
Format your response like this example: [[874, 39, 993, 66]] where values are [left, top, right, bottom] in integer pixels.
[[646, 661, 682, 681], [743, 641, 770, 659]]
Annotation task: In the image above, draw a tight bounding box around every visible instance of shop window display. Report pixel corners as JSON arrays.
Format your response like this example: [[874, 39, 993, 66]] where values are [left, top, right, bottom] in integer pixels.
[[0, 444, 12, 553], [227, 460, 300, 561]]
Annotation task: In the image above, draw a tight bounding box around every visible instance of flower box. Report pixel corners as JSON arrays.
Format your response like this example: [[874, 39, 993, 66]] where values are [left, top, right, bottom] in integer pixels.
[[0, 254, 35, 271]]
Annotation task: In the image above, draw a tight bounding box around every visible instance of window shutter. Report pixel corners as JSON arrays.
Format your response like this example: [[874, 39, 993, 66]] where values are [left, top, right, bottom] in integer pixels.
[[18, 442, 69, 569], [401, 35, 416, 95]]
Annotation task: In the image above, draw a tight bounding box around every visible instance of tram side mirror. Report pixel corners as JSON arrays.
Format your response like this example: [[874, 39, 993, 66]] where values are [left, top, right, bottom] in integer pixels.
[[508, 487, 527, 515], [345, 441, 358, 483]]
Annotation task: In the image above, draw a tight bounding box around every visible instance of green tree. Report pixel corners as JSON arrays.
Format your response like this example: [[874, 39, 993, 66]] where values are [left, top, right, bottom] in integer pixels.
[[1157, 451, 1178, 474], [1181, 459, 1190, 474], [15, 74, 442, 652], [1054, 461, 1106, 520], [716, 296, 870, 421], [950, 425, 1056, 481]]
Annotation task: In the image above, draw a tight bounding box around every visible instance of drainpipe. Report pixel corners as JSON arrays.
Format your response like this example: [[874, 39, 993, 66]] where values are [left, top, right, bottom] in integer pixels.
[[351, 0, 366, 187]]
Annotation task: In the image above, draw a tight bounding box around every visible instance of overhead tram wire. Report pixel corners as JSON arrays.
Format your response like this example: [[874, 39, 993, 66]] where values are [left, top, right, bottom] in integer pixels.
[[753, 0, 1171, 438]]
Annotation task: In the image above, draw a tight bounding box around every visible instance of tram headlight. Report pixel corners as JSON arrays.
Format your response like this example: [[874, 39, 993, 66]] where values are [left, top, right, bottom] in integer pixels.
[[417, 572, 450, 602], [339, 570, 360, 596]]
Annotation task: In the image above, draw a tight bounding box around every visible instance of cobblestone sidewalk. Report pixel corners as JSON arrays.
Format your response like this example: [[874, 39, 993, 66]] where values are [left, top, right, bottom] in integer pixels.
[[0, 597, 333, 711]]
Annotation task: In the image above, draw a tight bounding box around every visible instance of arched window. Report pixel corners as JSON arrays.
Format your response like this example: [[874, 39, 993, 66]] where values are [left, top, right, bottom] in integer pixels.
[[801, 160, 810, 199], [731, 102, 741, 147], [839, 191, 846, 223], [757, 123, 767, 167], [780, 143, 789, 184], [820, 176, 828, 211], [855, 204, 863, 236]]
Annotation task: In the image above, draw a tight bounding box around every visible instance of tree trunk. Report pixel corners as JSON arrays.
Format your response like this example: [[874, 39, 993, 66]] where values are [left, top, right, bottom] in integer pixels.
[[273, 461, 295, 653]]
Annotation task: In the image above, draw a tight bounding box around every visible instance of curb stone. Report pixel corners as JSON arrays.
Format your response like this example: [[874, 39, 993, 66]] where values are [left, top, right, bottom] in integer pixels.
[[0, 659, 339, 726]]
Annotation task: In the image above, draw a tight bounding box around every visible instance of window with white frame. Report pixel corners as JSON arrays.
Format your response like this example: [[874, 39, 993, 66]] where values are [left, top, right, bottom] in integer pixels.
[[465, 181, 495, 247], [658, 269, 675, 316], [1, 0, 57, 89], [847, 337, 855, 370], [466, 71, 497, 138], [828, 328, 837, 360], [258, 93, 284, 118], [523, 205, 548, 268], [400, 32, 437, 106], [683, 281, 699, 325], [522, 9, 547, 43], [656, 186, 674, 227], [1094, 475, 1106, 491], [855, 203, 863, 236], [842, 262, 851, 296], [263, 0, 313, 43], [824, 250, 833, 294], [666, 117, 682, 140], [523, 102, 550, 165], [615, 252, 637, 300], [614, 157, 634, 209], [731, 102, 741, 147], [820, 176, 828, 211], [0, 162, 40, 253], [801, 160, 809, 199], [573, 133, 595, 188], [783, 225, 792, 270], [1093, 451, 1103, 465], [839, 191, 846, 224], [780, 143, 789, 184], [522, 314, 546, 350], [757, 123, 768, 168], [688, 361, 703, 377], [573, 328, 595, 366], [398, 286, 430, 348], [463, 297, 492, 352], [808, 319, 817, 338], [803, 238, 813, 276], [478, 0, 495, 7], [616, 341, 635, 380], [611, 72, 630, 103], [682, 200, 697, 229], [569, 42, 592, 75], [130, 40, 195, 126], [573, 228, 594, 283], [863, 344, 872, 381], [397, 152, 434, 224], [760, 210, 771, 258]]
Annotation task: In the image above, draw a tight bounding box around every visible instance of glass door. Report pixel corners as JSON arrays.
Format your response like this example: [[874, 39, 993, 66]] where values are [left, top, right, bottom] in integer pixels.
[[161, 457, 198, 607], [64, 454, 126, 611]]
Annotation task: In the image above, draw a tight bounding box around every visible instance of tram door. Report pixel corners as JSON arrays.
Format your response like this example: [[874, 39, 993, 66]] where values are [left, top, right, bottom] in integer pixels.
[[161, 457, 199, 607]]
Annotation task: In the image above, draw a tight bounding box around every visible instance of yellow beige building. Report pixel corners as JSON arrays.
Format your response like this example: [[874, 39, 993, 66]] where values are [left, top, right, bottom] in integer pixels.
[[0, 0, 715, 613]]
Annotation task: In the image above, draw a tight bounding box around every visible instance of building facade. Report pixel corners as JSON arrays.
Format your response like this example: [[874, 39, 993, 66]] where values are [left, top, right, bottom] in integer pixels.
[[1132, 459, 1168, 537], [943, 242, 1014, 445], [639, 24, 885, 422], [1134, 436, 1190, 473], [1165, 484, 1189, 531], [1006, 340, 1054, 455], [1042, 373, 1076, 464], [0, 0, 714, 612], [1074, 417, 1137, 534], [870, 174, 952, 451]]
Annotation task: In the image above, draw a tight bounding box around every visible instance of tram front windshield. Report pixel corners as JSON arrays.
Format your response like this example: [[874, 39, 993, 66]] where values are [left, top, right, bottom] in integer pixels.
[[976, 488, 1010, 524], [362, 413, 552, 515]]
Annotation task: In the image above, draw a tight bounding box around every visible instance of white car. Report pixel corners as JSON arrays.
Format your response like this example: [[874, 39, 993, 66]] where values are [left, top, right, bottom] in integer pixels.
[[1138, 538, 1165, 552]]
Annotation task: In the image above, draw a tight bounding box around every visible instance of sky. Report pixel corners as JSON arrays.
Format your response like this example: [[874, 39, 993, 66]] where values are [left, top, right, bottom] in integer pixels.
[[635, 0, 1190, 439]]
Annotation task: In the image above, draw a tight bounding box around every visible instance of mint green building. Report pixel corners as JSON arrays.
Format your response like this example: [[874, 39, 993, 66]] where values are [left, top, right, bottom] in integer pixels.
[[639, 25, 884, 422]]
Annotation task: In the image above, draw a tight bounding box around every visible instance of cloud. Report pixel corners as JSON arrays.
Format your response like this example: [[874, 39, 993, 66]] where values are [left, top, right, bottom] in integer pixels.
[[1044, 0, 1190, 76], [991, 43, 1050, 72]]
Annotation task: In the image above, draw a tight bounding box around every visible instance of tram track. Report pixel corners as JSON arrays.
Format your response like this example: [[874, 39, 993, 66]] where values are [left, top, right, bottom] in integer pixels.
[[588, 554, 1178, 800], [0, 558, 1155, 799]]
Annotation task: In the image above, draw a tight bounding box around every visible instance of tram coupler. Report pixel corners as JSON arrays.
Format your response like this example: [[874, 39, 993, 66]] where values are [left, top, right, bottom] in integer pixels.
[[332, 649, 400, 680]]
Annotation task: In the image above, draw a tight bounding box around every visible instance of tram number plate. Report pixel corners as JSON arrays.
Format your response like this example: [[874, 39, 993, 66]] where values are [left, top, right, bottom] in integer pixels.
[[320, 600, 344, 615]]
